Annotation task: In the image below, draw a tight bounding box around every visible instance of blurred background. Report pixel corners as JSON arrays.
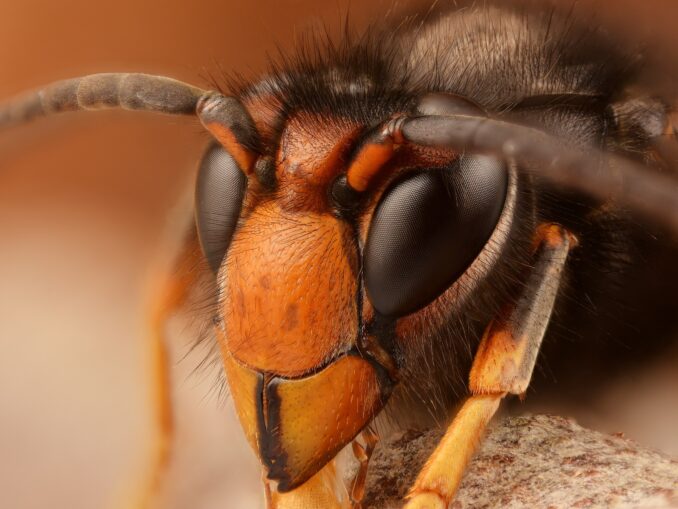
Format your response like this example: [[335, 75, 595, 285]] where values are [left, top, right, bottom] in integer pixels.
[[0, 1, 676, 508]]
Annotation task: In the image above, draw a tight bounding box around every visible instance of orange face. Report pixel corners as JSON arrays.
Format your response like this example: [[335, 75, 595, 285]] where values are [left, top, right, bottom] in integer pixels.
[[223, 111, 364, 377], [217, 110, 395, 491], [209, 93, 515, 491]]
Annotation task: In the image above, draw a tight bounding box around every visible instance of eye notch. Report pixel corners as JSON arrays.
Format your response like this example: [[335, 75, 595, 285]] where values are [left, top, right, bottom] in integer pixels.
[[330, 174, 362, 218], [195, 143, 248, 273], [364, 155, 508, 318], [254, 156, 277, 191]]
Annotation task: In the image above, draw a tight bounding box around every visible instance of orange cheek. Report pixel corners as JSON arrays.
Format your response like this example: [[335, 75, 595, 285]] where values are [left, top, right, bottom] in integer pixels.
[[222, 201, 358, 377]]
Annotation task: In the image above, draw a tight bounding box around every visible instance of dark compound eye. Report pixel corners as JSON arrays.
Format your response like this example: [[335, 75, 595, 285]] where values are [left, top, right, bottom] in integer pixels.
[[364, 155, 508, 317], [195, 143, 247, 273]]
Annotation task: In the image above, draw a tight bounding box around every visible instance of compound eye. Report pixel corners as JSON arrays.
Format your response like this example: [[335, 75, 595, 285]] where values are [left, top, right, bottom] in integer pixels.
[[364, 155, 508, 317], [195, 143, 248, 273]]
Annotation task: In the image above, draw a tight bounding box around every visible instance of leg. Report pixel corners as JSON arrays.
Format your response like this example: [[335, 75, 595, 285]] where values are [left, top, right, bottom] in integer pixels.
[[405, 224, 575, 508], [350, 428, 380, 509], [128, 232, 202, 509]]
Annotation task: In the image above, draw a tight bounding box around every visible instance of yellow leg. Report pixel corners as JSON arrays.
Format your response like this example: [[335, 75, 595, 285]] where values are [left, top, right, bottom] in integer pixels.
[[405, 224, 574, 509], [128, 233, 201, 509], [350, 428, 380, 509], [405, 395, 502, 509]]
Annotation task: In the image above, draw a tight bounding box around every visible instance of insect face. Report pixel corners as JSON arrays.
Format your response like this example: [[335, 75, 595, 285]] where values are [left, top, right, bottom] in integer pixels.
[[204, 108, 389, 490], [191, 85, 523, 489], [4, 2, 678, 507]]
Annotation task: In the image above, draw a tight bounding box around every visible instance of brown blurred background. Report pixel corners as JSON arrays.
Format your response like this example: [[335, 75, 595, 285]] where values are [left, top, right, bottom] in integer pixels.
[[0, 1, 677, 508]]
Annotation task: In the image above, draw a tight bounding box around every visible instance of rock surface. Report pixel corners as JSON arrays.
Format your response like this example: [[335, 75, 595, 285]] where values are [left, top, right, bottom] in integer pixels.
[[363, 414, 678, 508]]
